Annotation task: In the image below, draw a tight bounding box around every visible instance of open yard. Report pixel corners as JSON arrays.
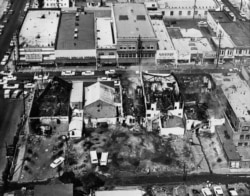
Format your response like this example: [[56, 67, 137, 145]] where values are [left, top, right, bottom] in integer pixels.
[[67, 123, 198, 177], [18, 120, 69, 182], [200, 131, 228, 172]]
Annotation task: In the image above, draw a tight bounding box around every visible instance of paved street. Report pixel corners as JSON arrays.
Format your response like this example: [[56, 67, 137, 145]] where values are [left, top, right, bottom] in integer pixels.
[[0, 0, 28, 70], [0, 98, 23, 184]]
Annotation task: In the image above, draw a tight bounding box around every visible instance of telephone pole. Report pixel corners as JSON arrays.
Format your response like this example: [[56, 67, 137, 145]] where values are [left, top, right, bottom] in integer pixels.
[[193, 0, 197, 20], [137, 35, 142, 75], [216, 32, 222, 68]]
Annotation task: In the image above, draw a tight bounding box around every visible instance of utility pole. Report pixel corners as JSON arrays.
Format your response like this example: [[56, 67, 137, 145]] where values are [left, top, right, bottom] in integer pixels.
[[193, 0, 197, 20], [137, 35, 142, 76], [240, 0, 243, 11], [216, 32, 222, 68]]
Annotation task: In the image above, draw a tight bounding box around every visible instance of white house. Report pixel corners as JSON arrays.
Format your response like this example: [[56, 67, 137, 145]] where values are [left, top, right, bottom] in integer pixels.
[[68, 109, 83, 138]]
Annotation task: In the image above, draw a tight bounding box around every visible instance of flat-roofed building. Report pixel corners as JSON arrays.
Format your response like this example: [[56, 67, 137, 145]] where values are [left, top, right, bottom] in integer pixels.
[[55, 12, 96, 65], [96, 17, 117, 66], [220, 22, 250, 64], [208, 11, 250, 64], [212, 73, 250, 146], [211, 36, 235, 64], [112, 3, 158, 65], [157, 0, 218, 20], [207, 11, 233, 37], [171, 37, 215, 64], [70, 81, 83, 109], [18, 10, 60, 64], [152, 20, 177, 65]]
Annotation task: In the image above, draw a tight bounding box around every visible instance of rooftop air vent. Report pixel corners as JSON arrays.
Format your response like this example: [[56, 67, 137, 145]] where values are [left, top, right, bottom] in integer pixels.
[[119, 15, 128, 20], [137, 15, 146, 20]]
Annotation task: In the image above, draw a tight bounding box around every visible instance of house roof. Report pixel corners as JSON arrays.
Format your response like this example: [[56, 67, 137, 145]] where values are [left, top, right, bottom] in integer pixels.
[[84, 82, 115, 106], [34, 184, 73, 196], [70, 81, 83, 103]]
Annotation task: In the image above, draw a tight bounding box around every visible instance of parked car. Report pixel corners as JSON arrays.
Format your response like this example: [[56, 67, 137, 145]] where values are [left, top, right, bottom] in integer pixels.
[[61, 70, 75, 76], [3, 18, 8, 23], [3, 75, 17, 81], [3, 83, 19, 89], [81, 70, 94, 75], [90, 150, 98, 164], [100, 152, 109, 166], [198, 21, 208, 27], [11, 89, 22, 99], [24, 83, 35, 89], [0, 79, 7, 85], [213, 186, 224, 196], [105, 69, 116, 75], [201, 188, 213, 196], [99, 77, 111, 81], [8, 10, 14, 15], [0, 71, 12, 76], [228, 188, 238, 196], [50, 157, 65, 168]]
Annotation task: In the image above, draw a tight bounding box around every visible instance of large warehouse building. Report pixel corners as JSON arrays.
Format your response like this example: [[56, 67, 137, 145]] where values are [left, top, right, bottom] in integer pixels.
[[55, 12, 96, 66]]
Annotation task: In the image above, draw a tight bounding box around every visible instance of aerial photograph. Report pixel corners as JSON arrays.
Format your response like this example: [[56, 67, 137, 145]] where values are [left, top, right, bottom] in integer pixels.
[[0, 0, 250, 195]]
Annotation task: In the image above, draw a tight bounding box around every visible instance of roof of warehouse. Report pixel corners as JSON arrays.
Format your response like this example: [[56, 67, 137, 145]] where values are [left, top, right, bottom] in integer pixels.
[[56, 12, 95, 50]]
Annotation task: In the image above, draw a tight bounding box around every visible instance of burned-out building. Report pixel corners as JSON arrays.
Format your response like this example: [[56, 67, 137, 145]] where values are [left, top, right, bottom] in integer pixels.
[[142, 72, 185, 136], [29, 77, 72, 135]]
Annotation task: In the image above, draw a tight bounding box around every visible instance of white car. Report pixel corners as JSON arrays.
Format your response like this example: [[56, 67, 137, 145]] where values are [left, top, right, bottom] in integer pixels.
[[3, 75, 17, 81], [213, 186, 224, 196], [105, 69, 116, 75], [99, 77, 111, 81], [3, 18, 8, 23], [61, 70, 75, 76], [114, 80, 120, 86], [90, 150, 98, 164], [82, 70, 94, 75], [224, 7, 230, 12], [201, 188, 213, 196], [228, 188, 238, 196], [0, 71, 12, 76], [0, 79, 7, 85], [3, 83, 19, 89], [50, 157, 65, 168], [24, 83, 35, 89], [198, 21, 208, 27]]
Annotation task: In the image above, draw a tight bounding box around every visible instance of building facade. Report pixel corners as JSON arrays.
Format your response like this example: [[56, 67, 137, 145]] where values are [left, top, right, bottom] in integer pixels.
[[157, 0, 218, 20], [18, 10, 61, 65], [44, 0, 70, 8], [96, 17, 117, 66], [112, 3, 158, 65]]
